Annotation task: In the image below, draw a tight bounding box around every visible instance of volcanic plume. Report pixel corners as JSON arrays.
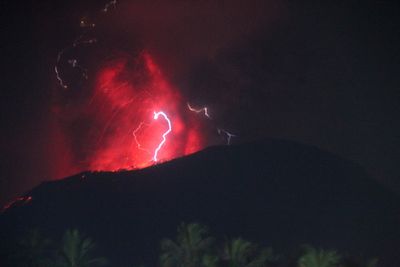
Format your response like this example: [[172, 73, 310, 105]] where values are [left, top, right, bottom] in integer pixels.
[[53, 51, 209, 173]]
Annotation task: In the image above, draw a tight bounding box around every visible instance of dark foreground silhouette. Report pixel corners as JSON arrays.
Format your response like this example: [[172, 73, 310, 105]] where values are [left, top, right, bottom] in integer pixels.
[[1, 139, 399, 266]]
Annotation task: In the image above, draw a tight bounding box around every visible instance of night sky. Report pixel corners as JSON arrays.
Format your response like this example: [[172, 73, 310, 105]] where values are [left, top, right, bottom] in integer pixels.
[[1, 0, 400, 206]]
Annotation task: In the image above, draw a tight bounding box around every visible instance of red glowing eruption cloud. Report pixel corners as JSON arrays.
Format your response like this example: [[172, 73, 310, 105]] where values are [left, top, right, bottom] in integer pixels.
[[83, 52, 204, 171]]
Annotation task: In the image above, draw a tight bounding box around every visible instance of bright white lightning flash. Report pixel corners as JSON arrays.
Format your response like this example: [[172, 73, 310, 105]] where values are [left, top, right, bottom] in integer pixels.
[[152, 111, 172, 162], [187, 103, 211, 118]]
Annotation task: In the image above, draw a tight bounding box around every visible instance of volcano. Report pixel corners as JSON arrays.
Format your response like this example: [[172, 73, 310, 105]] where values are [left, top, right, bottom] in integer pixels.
[[1, 139, 399, 266]]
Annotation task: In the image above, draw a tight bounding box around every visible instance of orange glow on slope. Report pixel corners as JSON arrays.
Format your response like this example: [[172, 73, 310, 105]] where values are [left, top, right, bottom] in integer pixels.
[[83, 52, 205, 171], [2, 196, 32, 212]]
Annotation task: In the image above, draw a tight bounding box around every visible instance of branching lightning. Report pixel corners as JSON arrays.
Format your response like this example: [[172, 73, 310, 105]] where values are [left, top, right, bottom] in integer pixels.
[[52, 0, 239, 172], [217, 128, 237, 145], [130, 111, 173, 163], [55, 34, 97, 89], [187, 102, 237, 145], [152, 111, 172, 162], [187, 103, 211, 119], [132, 122, 151, 154], [54, 1, 108, 89]]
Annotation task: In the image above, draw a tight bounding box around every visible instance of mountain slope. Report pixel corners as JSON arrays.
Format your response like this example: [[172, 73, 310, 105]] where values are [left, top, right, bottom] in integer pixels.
[[1, 139, 399, 266]]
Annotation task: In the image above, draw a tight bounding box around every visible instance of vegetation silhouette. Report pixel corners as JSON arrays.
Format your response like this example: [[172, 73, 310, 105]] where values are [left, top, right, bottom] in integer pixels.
[[3, 223, 381, 267], [297, 246, 340, 267], [160, 223, 217, 267], [56, 229, 108, 267]]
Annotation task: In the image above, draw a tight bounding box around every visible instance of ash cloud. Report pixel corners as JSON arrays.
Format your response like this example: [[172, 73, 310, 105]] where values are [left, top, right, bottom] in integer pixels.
[[2, 0, 400, 206], [48, 0, 287, 179]]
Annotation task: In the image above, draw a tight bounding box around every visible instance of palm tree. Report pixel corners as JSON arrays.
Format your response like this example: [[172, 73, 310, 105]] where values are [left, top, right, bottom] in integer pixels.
[[16, 229, 53, 267], [222, 238, 276, 267], [365, 258, 378, 267], [56, 229, 107, 267], [160, 223, 217, 267], [298, 246, 340, 267]]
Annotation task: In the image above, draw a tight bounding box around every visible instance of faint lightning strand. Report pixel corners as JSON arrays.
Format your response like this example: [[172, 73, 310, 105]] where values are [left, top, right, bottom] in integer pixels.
[[72, 35, 97, 47], [132, 122, 151, 154], [153, 111, 172, 162], [68, 59, 88, 79], [217, 128, 237, 145], [95, 107, 123, 147], [187, 102, 211, 119], [55, 48, 68, 88], [55, 1, 117, 88], [103, 0, 117, 12], [80, 17, 96, 28], [55, 35, 97, 89]]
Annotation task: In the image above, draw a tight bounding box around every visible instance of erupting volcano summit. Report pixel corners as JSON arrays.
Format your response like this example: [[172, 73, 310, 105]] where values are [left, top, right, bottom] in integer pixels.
[[56, 52, 208, 173]]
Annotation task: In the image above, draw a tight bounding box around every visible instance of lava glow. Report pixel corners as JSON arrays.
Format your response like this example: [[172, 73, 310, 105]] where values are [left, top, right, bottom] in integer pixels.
[[56, 51, 207, 172], [2, 196, 32, 212]]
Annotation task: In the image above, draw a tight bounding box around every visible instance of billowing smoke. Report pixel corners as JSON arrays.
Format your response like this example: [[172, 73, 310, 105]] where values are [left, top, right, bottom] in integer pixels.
[[52, 0, 270, 174], [4, 0, 400, 207], [1, 0, 286, 206], [54, 49, 210, 172]]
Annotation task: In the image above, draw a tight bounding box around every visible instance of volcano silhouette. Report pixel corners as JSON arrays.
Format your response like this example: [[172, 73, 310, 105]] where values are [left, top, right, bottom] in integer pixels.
[[1, 139, 399, 266]]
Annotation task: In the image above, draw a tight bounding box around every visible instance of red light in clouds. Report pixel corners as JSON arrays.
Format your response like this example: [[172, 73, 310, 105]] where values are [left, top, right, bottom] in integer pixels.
[[81, 51, 205, 171]]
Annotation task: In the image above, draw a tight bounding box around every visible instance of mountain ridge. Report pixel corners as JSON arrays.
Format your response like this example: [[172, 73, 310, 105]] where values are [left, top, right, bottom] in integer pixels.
[[1, 139, 399, 266]]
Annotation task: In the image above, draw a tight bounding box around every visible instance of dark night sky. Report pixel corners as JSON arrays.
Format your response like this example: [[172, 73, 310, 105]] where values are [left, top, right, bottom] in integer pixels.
[[1, 0, 400, 206]]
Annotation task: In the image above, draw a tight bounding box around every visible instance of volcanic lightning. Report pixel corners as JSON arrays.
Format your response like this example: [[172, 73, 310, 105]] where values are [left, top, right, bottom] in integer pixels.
[[103, 0, 117, 12], [152, 111, 172, 162], [218, 128, 237, 145], [187, 103, 211, 119], [51, 0, 235, 174], [132, 122, 150, 154]]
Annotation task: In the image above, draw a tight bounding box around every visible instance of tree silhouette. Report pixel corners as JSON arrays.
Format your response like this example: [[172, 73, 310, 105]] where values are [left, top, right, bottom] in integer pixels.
[[160, 223, 217, 267], [222, 238, 276, 267], [298, 246, 340, 267], [15, 229, 53, 267], [56, 229, 107, 267], [365, 258, 378, 267]]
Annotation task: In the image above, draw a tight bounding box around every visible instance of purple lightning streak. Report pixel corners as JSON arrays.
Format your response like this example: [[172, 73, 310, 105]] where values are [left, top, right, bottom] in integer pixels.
[[132, 122, 151, 154], [153, 111, 172, 162], [187, 103, 211, 118], [187, 102, 237, 145]]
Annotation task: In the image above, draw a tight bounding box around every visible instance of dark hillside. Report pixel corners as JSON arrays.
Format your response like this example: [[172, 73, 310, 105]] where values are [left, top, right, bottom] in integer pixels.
[[1, 139, 399, 266]]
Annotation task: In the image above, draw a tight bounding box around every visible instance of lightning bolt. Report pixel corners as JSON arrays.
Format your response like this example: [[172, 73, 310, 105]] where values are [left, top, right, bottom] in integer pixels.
[[55, 0, 112, 90], [153, 111, 172, 162], [132, 122, 151, 154], [55, 35, 96, 89], [187, 103, 211, 118], [187, 101, 237, 145], [55, 48, 69, 89], [217, 128, 237, 145]]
